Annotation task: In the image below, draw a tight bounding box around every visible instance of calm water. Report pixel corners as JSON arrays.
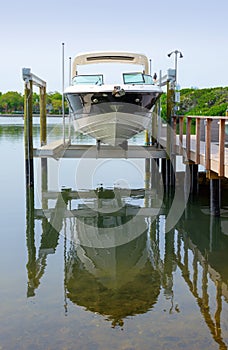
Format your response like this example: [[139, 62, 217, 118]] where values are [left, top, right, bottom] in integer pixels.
[[0, 116, 228, 350]]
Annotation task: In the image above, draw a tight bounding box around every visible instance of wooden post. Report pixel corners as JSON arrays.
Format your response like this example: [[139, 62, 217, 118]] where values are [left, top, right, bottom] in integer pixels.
[[190, 163, 198, 194], [144, 158, 150, 206], [218, 118, 225, 177], [172, 116, 177, 154], [210, 178, 220, 216], [169, 116, 176, 187], [24, 80, 34, 187], [40, 85, 48, 208], [151, 158, 159, 189], [145, 129, 150, 146], [195, 118, 201, 164], [161, 158, 167, 192], [179, 116, 184, 155], [166, 81, 175, 188], [166, 159, 171, 188], [151, 103, 158, 145], [40, 86, 47, 146], [186, 117, 191, 160], [205, 118, 212, 170], [166, 81, 173, 157]]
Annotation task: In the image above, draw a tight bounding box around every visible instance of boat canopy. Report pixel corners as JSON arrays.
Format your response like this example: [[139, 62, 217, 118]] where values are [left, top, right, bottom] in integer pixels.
[[72, 52, 150, 77]]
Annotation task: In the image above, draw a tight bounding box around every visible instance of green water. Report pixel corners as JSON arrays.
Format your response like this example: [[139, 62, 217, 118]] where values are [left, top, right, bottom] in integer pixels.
[[0, 117, 228, 350]]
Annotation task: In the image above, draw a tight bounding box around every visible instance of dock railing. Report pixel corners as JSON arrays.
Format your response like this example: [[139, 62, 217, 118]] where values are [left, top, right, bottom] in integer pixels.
[[172, 115, 228, 177]]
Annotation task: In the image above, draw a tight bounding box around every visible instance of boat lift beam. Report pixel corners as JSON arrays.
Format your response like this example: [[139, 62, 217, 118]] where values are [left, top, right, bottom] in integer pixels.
[[22, 68, 46, 88]]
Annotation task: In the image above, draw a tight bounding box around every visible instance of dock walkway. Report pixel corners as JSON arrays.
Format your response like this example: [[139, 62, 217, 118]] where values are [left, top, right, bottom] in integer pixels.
[[160, 134, 228, 178], [33, 115, 228, 179]]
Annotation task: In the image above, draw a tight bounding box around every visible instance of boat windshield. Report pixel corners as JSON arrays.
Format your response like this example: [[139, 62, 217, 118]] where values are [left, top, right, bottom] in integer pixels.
[[72, 74, 103, 85], [123, 73, 154, 85]]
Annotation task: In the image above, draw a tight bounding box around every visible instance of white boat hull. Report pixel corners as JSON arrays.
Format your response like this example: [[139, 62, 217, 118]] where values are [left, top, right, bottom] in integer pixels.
[[73, 110, 151, 146]]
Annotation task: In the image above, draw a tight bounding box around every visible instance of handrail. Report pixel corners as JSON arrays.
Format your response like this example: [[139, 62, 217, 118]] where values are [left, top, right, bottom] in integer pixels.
[[173, 115, 228, 177], [181, 115, 228, 120]]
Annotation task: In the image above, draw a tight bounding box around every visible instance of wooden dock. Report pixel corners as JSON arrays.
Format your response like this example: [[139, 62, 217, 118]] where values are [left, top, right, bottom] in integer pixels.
[[160, 115, 228, 179]]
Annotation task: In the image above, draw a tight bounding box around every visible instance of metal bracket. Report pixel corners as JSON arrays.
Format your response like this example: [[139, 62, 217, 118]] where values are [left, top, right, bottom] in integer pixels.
[[22, 68, 46, 88]]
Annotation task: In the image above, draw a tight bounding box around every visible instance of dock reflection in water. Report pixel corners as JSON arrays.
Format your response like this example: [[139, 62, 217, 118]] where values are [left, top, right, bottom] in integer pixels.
[[26, 181, 228, 348]]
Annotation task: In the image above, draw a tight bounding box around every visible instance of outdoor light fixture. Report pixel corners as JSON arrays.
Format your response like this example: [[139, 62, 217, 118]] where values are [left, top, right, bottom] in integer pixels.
[[167, 50, 183, 82]]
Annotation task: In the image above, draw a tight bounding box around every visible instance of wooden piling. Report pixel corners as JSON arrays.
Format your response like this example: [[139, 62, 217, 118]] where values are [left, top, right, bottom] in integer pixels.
[[24, 80, 34, 187], [40, 85, 48, 207], [210, 178, 221, 216], [151, 158, 159, 189], [190, 163, 198, 194], [151, 102, 158, 145], [218, 119, 225, 177], [23, 68, 47, 188], [166, 159, 171, 188], [166, 81, 176, 188], [144, 158, 151, 206], [161, 158, 167, 191], [145, 130, 150, 146], [166, 81, 173, 157], [40, 86, 47, 146]]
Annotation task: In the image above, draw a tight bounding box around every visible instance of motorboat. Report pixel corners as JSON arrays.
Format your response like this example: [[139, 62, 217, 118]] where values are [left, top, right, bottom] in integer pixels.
[[64, 51, 163, 147]]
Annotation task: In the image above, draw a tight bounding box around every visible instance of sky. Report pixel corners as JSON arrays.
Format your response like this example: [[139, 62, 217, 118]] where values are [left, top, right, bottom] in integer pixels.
[[1, 0, 228, 94]]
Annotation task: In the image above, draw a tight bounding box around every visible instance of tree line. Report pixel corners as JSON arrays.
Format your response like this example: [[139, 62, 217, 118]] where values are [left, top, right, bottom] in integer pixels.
[[160, 86, 228, 120], [0, 91, 67, 114], [0, 86, 228, 118]]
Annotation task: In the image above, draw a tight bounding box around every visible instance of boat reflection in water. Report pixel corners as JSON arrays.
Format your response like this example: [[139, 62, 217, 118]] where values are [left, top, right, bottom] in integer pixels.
[[66, 234, 161, 328], [65, 187, 161, 328]]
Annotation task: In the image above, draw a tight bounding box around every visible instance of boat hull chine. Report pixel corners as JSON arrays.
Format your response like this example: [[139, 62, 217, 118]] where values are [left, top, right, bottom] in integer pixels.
[[73, 111, 151, 146], [65, 89, 162, 146]]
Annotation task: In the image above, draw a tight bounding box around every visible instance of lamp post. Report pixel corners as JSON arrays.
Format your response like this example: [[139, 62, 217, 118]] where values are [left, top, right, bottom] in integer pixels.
[[167, 50, 183, 83]]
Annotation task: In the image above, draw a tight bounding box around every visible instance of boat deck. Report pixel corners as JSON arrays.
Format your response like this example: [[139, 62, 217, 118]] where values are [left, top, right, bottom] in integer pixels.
[[34, 140, 167, 159]]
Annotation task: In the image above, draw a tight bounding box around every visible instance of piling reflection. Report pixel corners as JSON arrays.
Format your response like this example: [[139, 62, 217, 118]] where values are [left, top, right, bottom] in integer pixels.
[[25, 177, 228, 346], [26, 188, 69, 297], [176, 195, 228, 349]]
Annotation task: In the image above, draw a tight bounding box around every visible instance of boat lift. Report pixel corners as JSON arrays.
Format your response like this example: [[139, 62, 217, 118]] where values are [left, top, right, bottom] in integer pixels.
[[22, 67, 176, 188]]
